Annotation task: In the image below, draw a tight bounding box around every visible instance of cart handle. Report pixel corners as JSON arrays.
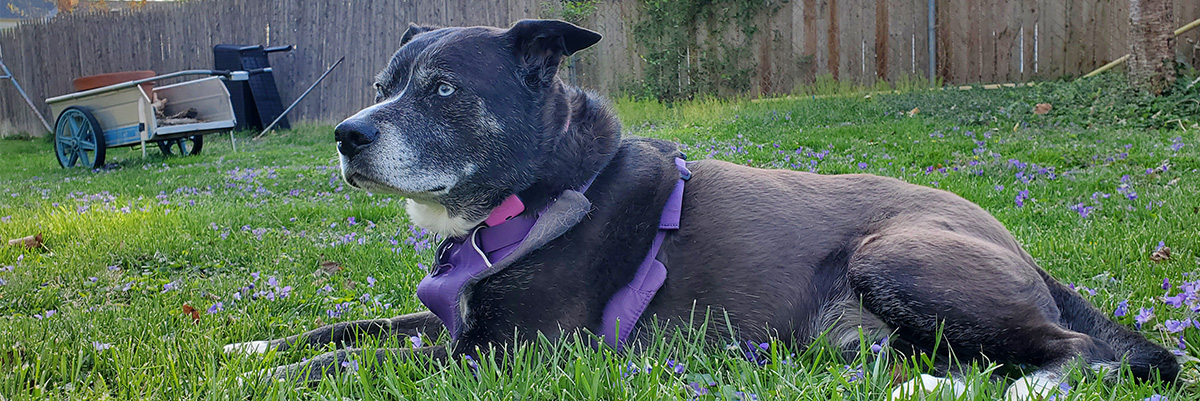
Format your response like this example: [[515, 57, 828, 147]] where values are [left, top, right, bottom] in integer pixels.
[[46, 69, 271, 104]]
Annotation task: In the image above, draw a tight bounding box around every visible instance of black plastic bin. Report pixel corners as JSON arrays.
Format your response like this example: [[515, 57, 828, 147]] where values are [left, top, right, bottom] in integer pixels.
[[213, 44, 293, 131]]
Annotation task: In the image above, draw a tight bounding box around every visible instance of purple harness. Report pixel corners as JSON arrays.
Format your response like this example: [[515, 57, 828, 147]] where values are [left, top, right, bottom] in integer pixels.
[[416, 158, 691, 348]]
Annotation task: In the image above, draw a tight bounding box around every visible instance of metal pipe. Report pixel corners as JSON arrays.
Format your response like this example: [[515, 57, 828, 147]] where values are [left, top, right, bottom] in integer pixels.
[[928, 0, 936, 84], [1082, 17, 1200, 78], [0, 59, 52, 134], [0, 44, 53, 133], [254, 56, 344, 140]]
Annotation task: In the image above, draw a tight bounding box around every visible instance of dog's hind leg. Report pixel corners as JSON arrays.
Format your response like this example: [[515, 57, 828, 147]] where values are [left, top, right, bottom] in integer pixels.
[[225, 311, 445, 354], [847, 228, 1118, 400], [259, 345, 449, 384]]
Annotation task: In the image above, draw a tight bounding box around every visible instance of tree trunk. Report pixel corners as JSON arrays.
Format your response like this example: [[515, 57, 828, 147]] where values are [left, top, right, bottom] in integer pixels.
[[1128, 0, 1175, 95]]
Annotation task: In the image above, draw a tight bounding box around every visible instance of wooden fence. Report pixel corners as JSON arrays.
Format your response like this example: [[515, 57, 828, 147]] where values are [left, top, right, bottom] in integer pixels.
[[2, 0, 1198, 136]]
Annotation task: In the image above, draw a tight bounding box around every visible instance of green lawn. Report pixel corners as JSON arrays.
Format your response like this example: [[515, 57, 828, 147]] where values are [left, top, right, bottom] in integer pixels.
[[0, 75, 1197, 400]]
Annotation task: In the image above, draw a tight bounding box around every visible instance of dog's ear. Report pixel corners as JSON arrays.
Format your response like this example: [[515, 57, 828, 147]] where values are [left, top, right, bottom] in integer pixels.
[[506, 19, 602, 88], [401, 23, 438, 46]]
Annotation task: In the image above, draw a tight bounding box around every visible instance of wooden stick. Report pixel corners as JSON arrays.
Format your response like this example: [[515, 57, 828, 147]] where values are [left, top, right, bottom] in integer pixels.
[[1082, 17, 1200, 78]]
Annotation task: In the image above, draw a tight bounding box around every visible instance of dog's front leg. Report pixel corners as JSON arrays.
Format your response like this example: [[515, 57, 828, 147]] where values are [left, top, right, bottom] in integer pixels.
[[264, 345, 449, 384], [225, 311, 444, 354]]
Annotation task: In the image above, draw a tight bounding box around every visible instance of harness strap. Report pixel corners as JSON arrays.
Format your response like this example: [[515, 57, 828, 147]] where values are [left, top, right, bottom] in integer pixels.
[[600, 157, 690, 348]]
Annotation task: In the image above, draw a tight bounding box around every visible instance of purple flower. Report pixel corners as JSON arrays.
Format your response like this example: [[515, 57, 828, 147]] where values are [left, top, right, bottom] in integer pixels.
[[870, 336, 889, 354], [666, 359, 686, 374], [34, 310, 55, 320], [250, 271, 260, 280], [688, 382, 710, 396], [734, 391, 758, 401], [92, 341, 112, 351], [161, 281, 178, 293], [409, 335, 423, 348], [1135, 307, 1154, 330], [1014, 190, 1031, 208], [844, 364, 865, 382], [1163, 278, 1171, 291], [995, 184, 1004, 191], [1068, 203, 1094, 218], [0, 216, 10, 223], [107, 265, 120, 271], [266, 276, 278, 288], [367, 276, 377, 287], [1114, 300, 1129, 317], [207, 302, 224, 313], [1165, 319, 1189, 333], [318, 285, 334, 294], [464, 354, 479, 372], [347, 217, 357, 226], [857, 162, 868, 170], [1163, 292, 1188, 308], [621, 360, 641, 378], [340, 359, 359, 373], [1144, 394, 1167, 401], [278, 286, 293, 298]]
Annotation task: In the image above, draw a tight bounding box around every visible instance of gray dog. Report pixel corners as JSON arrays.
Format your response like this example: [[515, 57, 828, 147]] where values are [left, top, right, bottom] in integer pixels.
[[226, 20, 1178, 399]]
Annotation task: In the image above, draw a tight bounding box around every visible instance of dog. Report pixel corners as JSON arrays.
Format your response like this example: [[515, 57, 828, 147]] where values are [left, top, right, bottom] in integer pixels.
[[225, 19, 1179, 399]]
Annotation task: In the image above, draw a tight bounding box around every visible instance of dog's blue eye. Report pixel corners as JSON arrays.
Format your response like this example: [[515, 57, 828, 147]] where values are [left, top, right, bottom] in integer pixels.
[[437, 83, 455, 97]]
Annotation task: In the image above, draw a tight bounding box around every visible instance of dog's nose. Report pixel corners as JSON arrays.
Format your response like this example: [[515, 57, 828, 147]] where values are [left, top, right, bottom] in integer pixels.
[[334, 119, 379, 159]]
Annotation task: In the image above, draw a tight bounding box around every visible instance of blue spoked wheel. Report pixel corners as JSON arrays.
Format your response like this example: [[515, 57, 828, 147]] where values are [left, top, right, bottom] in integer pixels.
[[156, 135, 203, 157], [54, 106, 106, 169]]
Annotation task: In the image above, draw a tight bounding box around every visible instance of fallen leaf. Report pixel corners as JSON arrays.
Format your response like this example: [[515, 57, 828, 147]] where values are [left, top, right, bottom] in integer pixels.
[[7, 233, 43, 249], [906, 107, 919, 117], [318, 260, 343, 275], [1033, 103, 1052, 115], [181, 303, 200, 324], [346, 279, 357, 290], [314, 317, 325, 327], [1151, 246, 1171, 262]]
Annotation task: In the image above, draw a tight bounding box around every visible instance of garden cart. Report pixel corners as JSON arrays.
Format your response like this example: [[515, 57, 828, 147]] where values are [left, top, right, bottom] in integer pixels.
[[44, 69, 266, 168]]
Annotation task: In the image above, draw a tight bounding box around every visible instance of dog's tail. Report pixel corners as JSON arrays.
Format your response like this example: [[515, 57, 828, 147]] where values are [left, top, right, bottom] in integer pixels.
[[1042, 272, 1180, 382]]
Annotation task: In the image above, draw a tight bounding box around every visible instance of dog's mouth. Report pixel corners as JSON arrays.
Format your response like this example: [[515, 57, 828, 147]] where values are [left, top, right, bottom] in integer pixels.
[[343, 170, 452, 198]]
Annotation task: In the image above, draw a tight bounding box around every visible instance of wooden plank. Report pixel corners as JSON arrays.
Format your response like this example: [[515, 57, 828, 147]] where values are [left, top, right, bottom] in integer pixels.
[[829, 0, 842, 80], [875, 0, 889, 82], [1178, 0, 1200, 67]]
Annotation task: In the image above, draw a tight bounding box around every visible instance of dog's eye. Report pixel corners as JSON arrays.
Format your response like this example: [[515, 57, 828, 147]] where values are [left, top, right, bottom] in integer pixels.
[[436, 82, 455, 97]]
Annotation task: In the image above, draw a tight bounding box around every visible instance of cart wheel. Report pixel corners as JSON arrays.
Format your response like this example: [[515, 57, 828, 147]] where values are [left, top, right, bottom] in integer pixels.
[[54, 106, 107, 169], [157, 135, 203, 157]]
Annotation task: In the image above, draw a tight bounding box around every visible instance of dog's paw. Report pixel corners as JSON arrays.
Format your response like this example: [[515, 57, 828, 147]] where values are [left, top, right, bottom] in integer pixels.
[[889, 374, 967, 400], [224, 340, 272, 355], [1003, 373, 1060, 401]]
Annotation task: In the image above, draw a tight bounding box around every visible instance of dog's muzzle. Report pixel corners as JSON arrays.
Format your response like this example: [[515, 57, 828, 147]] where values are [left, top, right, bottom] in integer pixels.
[[334, 118, 379, 159]]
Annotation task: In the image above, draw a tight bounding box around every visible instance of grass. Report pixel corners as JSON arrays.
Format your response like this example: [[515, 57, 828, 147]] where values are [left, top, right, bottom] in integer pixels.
[[1, 73, 1198, 400]]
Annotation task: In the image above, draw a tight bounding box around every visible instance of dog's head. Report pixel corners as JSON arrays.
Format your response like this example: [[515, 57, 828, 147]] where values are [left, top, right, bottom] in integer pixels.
[[336, 20, 601, 236]]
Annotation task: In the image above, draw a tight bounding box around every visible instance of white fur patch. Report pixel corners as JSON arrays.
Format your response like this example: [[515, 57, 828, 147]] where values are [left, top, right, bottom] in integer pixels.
[[224, 340, 271, 355], [890, 374, 968, 400], [1003, 371, 1060, 401], [406, 199, 480, 237]]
